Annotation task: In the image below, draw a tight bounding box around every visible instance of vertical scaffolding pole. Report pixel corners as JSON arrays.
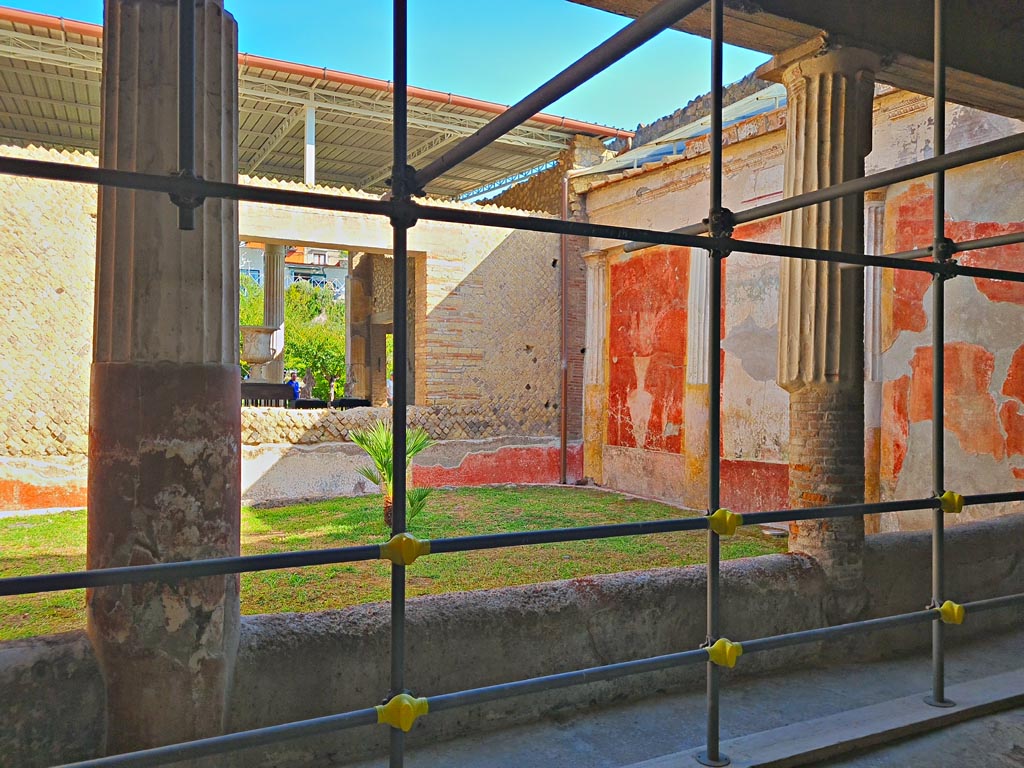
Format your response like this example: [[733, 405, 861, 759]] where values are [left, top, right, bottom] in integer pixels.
[[698, 0, 729, 764], [176, 0, 196, 231], [926, 0, 954, 709], [390, 0, 411, 763]]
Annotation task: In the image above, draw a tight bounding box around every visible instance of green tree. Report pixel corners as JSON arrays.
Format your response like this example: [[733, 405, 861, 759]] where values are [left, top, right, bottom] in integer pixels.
[[284, 322, 346, 400]]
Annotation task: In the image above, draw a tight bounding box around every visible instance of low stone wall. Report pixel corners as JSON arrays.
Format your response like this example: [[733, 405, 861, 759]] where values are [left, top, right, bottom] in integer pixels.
[[3, 513, 1023, 766], [241, 406, 582, 506]]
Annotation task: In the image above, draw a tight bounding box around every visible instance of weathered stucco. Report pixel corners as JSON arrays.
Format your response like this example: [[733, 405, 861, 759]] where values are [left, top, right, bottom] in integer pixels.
[[580, 87, 1023, 527]]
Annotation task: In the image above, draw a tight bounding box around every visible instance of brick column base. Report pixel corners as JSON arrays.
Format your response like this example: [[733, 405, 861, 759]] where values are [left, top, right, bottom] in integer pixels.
[[788, 381, 866, 621]]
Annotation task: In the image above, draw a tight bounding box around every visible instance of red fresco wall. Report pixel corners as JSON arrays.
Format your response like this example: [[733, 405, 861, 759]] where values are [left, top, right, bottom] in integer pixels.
[[881, 183, 1024, 491], [413, 443, 583, 487], [607, 246, 690, 452]]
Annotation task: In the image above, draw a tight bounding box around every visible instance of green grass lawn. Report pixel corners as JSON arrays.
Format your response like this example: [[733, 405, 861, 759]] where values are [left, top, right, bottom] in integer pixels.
[[0, 486, 785, 640]]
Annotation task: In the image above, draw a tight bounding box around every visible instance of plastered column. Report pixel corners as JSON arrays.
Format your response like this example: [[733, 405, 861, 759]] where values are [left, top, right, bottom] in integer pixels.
[[88, 0, 240, 752], [261, 243, 286, 383], [582, 250, 608, 483], [863, 190, 886, 524], [769, 45, 879, 619]]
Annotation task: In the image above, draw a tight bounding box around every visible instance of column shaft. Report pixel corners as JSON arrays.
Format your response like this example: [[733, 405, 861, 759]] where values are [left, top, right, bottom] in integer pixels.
[[771, 46, 879, 619], [88, 0, 240, 752], [262, 243, 286, 383], [582, 251, 608, 483]]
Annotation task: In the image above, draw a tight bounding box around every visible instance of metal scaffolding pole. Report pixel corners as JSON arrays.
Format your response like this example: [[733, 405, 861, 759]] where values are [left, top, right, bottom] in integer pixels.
[[390, 1, 411, 764], [413, 0, 706, 190], [699, 1, 728, 764], [926, 0, 954, 710], [175, 0, 196, 231]]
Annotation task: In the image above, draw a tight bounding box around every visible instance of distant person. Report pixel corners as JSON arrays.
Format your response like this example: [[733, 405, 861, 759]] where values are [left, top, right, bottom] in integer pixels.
[[287, 372, 300, 402], [386, 375, 394, 406]]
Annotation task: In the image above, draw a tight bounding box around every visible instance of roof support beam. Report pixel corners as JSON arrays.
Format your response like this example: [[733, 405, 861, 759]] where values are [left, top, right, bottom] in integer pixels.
[[243, 108, 303, 176], [359, 130, 461, 189]]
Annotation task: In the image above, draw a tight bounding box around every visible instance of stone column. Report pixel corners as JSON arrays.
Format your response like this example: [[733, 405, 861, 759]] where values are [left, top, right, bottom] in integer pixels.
[[767, 45, 879, 619], [863, 190, 886, 523], [88, 0, 240, 753], [683, 249, 710, 508], [582, 250, 608, 483], [262, 243, 286, 383]]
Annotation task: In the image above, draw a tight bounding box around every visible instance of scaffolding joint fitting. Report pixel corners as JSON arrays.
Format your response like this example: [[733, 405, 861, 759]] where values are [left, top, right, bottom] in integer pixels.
[[168, 169, 206, 211], [380, 532, 431, 565], [707, 508, 743, 537], [376, 692, 429, 732], [706, 637, 743, 669], [932, 236, 956, 264], [938, 490, 964, 515], [937, 600, 965, 625], [705, 206, 735, 238]]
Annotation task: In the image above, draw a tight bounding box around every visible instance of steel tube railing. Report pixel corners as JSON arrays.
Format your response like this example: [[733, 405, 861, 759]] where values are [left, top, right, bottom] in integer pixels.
[[700, 0, 727, 764], [412, 0, 706, 190], [390, 3, 410, 765], [741, 608, 938, 656], [624, 132, 1024, 249], [4, 492, 1022, 600], [927, 0, 953, 710], [175, 0, 196, 231], [55, 708, 381, 768]]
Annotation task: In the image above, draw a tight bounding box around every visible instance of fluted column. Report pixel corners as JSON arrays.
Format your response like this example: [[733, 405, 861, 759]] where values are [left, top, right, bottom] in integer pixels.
[[768, 45, 879, 619], [261, 243, 286, 383], [683, 249, 709, 507], [88, 0, 240, 753], [864, 190, 886, 521], [583, 250, 608, 483]]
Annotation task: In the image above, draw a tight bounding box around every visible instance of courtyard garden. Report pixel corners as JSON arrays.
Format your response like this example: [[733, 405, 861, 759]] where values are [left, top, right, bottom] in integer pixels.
[[0, 486, 785, 641]]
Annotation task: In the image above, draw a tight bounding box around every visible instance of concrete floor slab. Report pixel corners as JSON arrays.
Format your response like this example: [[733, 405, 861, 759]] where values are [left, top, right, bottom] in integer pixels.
[[343, 630, 1024, 768]]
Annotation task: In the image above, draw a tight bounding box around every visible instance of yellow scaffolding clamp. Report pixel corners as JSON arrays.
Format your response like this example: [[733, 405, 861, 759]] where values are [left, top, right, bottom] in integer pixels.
[[706, 637, 743, 668], [707, 508, 743, 537], [938, 490, 964, 515], [376, 693, 429, 732], [380, 532, 431, 566], [937, 600, 965, 625]]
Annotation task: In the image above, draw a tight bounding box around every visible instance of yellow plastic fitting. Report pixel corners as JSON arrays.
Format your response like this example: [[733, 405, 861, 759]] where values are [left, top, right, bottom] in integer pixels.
[[380, 533, 431, 566], [938, 600, 965, 625], [939, 490, 964, 515], [706, 637, 743, 668], [376, 693, 429, 732], [707, 508, 743, 537]]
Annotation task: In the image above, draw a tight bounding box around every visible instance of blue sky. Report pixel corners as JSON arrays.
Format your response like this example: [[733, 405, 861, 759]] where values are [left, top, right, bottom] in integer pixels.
[[8, 1, 770, 129]]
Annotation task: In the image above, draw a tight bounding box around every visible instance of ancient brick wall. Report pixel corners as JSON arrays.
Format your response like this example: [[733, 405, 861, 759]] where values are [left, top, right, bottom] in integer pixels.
[[490, 136, 611, 215]]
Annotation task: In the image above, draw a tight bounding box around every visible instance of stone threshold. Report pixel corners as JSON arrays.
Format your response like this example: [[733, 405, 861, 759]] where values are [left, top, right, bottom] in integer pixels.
[[626, 668, 1024, 768]]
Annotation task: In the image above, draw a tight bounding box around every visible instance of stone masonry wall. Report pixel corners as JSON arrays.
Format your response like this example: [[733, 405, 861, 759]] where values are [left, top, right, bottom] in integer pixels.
[[490, 136, 611, 215], [241, 403, 554, 445], [0, 144, 97, 509]]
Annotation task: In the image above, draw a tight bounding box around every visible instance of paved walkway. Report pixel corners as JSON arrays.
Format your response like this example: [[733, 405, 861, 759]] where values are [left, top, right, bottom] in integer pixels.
[[346, 629, 1024, 767]]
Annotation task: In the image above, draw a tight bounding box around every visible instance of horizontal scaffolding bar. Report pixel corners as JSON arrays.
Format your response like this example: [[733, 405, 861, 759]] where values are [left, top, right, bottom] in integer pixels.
[[8, 493, 1019, 598], [0, 155, 392, 217], [429, 516, 708, 555], [741, 497, 939, 527], [428, 646, 708, 714], [624, 132, 1024, 249], [963, 592, 1024, 614], [0, 156, 1022, 285], [0, 544, 381, 597], [740, 608, 938, 656], [56, 708, 379, 768], [413, 0, 706, 189]]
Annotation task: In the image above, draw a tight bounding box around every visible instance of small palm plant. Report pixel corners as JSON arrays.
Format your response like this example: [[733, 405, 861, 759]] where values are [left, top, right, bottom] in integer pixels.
[[350, 420, 434, 529]]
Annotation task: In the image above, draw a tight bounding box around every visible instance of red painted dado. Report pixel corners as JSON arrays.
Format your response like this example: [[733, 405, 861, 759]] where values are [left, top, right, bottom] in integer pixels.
[[720, 459, 788, 513], [607, 246, 690, 452], [1001, 402, 1024, 458], [0, 479, 86, 511], [413, 443, 583, 487], [908, 343, 1005, 460]]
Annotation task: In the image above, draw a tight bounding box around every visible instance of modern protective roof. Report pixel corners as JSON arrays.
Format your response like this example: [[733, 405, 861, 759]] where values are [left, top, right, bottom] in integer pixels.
[[0, 6, 634, 199], [574, 82, 786, 178]]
